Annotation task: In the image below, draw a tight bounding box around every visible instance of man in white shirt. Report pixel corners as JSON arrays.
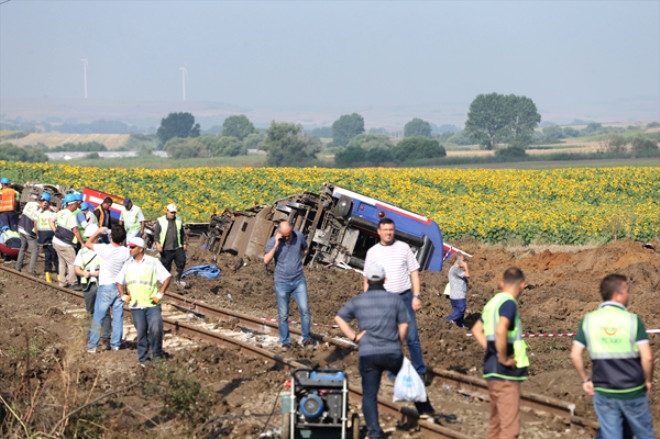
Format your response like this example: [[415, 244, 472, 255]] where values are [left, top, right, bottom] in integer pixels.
[[85, 225, 131, 353]]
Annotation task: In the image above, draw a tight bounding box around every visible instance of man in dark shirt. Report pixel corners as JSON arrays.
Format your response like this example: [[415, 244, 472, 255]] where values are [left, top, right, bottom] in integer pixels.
[[93, 197, 113, 244], [154, 203, 187, 285], [264, 221, 311, 350], [336, 263, 434, 439]]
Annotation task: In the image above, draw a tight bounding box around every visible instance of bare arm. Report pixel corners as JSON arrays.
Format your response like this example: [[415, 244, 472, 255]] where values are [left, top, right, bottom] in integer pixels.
[[471, 319, 487, 349], [638, 341, 653, 393], [263, 233, 281, 265], [495, 316, 516, 367], [570, 342, 594, 396], [84, 226, 107, 250], [159, 276, 171, 295], [410, 270, 422, 312], [398, 322, 409, 345]]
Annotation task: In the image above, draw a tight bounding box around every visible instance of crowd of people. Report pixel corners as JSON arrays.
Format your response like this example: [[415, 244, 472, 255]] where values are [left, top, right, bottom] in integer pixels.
[[2, 178, 654, 437], [0, 178, 184, 367]]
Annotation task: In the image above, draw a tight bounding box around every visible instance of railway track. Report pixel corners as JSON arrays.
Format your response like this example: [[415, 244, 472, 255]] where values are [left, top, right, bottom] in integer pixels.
[[1, 266, 599, 437]]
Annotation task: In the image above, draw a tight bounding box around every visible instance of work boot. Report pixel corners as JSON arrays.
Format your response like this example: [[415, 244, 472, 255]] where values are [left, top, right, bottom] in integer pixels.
[[175, 273, 186, 287], [45, 272, 52, 283]]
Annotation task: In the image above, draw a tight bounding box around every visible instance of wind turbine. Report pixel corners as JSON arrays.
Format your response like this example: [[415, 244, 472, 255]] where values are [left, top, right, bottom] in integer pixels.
[[179, 67, 187, 101], [81, 58, 88, 99]]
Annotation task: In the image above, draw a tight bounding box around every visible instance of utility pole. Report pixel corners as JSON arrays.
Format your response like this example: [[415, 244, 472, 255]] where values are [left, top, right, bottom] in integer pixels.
[[81, 58, 88, 99]]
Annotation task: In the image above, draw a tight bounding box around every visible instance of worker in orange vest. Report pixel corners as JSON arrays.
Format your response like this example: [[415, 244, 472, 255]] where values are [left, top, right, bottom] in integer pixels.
[[0, 178, 19, 231]]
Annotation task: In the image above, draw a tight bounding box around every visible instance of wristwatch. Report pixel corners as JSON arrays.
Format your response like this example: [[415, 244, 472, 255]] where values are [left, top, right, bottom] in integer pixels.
[[412, 294, 422, 300]]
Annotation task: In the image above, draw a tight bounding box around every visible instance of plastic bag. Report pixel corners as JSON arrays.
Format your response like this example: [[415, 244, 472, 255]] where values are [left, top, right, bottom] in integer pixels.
[[393, 357, 427, 402], [443, 283, 451, 296]]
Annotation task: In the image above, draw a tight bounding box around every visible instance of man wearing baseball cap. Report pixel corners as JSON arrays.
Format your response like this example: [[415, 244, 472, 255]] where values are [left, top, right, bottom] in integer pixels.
[[153, 203, 187, 285], [335, 263, 434, 439], [116, 236, 172, 367], [119, 197, 145, 241]]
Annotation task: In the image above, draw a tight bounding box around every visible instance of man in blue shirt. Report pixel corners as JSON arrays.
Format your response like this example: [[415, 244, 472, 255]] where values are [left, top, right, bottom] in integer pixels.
[[264, 221, 311, 350]]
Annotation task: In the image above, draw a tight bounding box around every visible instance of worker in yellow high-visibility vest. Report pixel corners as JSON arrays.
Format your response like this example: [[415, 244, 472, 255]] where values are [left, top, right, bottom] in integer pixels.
[[570, 274, 655, 439], [472, 267, 529, 439], [116, 236, 171, 367]]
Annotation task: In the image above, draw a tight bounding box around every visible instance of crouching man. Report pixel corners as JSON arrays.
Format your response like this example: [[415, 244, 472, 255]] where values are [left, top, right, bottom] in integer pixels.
[[116, 237, 171, 367]]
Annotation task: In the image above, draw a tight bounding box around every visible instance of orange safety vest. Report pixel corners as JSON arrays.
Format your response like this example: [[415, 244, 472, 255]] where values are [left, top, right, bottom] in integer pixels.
[[0, 188, 16, 212], [94, 205, 107, 226]]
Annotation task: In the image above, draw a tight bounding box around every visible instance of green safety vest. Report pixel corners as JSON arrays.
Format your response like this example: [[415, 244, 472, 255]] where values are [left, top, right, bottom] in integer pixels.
[[157, 216, 182, 247], [2, 229, 20, 241], [583, 305, 644, 395], [37, 210, 54, 231], [124, 255, 160, 308], [77, 248, 100, 290], [121, 206, 142, 233], [482, 292, 530, 380], [54, 209, 78, 245]]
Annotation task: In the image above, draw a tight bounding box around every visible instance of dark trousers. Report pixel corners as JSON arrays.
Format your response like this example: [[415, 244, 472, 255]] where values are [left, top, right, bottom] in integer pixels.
[[360, 353, 434, 438], [0, 212, 18, 231], [160, 247, 186, 278], [42, 244, 58, 273], [83, 282, 111, 341], [131, 306, 164, 363]]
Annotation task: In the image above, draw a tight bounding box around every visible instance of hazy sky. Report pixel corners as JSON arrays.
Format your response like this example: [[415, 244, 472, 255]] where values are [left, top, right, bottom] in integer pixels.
[[1, 0, 659, 124]]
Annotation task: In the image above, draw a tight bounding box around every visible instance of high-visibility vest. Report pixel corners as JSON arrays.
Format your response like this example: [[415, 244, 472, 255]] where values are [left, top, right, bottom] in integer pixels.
[[121, 206, 143, 233], [77, 248, 100, 290], [0, 188, 16, 212], [94, 206, 109, 227], [124, 255, 160, 308], [37, 209, 55, 245], [1, 229, 21, 247], [18, 201, 40, 236], [583, 305, 645, 395], [157, 216, 182, 248], [482, 292, 529, 380], [54, 209, 78, 245]]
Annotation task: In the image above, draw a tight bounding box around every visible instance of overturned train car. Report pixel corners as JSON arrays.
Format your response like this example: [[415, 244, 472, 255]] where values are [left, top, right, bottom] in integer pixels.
[[193, 183, 447, 273]]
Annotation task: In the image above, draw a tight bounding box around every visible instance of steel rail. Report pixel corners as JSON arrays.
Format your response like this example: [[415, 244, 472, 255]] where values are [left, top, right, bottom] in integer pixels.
[[0, 266, 598, 434], [0, 266, 470, 439]]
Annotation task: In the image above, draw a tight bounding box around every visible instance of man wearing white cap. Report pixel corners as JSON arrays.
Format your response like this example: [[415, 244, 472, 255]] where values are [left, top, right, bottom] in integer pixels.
[[75, 224, 111, 347], [153, 203, 187, 285], [116, 236, 172, 366], [85, 224, 130, 353]]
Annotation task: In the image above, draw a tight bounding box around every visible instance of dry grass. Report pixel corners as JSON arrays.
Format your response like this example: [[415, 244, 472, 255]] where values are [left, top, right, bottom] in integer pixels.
[[8, 133, 130, 149]]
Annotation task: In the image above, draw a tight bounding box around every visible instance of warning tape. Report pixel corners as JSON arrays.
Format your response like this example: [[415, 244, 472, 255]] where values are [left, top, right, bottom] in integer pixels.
[[466, 329, 660, 338]]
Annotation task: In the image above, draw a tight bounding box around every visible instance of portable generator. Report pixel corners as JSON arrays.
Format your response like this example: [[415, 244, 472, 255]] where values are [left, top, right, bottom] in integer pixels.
[[281, 368, 359, 439]]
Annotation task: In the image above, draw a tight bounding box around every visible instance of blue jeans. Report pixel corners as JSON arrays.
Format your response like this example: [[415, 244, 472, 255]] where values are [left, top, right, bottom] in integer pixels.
[[445, 298, 466, 328], [87, 284, 124, 349], [360, 353, 434, 438], [399, 290, 427, 375], [274, 276, 311, 345], [130, 306, 163, 364], [593, 392, 655, 439]]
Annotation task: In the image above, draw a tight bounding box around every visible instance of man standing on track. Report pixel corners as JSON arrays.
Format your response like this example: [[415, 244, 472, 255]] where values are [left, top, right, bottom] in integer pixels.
[[116, 236, 171, 367], [570, 274, 655, 439], [264, 220, 312, 350], [336, 263, 433, 439], [363, 218, 433, 392], [85, 225, 130, 353], [472, 267, 529, 439]]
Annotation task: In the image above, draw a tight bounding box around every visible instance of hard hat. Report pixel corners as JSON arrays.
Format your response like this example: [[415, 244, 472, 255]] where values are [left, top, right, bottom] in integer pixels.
[[0, 178, 9, 185], [73, 193, 83, 202], [83, 224, 99, 238], [63, 194, 75, 205], [80, 202, 89, 210], [1, 225, 9, 231], [39, 192, 51, 202]]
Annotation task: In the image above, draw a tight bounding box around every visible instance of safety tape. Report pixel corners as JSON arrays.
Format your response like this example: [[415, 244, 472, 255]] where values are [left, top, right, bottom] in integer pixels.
[[466, 329, 660, 338]]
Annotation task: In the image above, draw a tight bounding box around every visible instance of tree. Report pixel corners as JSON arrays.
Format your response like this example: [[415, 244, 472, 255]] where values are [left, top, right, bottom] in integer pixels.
[[465, 93, 541, 149], [199, 136, 247, 157], [331, 113, 365, 146], [244, 132, 266, 151], [156, 112, 200, 146], [346, 133, 394, 151], [391, 137, 446, 163], [0, 143, 48, 163], [162, 137, 207, 159], [404, 118, 432, 138], [541, 125, 564, 142], [365, 147, 393, 165], [334, 145, 366, 167], [221, 115, 256, 141], [630, 136, 659, 156], [263, 122, 321, 167]]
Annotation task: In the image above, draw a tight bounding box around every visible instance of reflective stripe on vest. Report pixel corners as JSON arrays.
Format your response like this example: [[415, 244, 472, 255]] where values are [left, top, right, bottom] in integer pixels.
[[2, 229, 20, 240], [121, 206, 142, 233], [18, 202, 40, 235], [125, 255, 159, 308], [77, 249, 100, 286], [0, 188, 16, 212], [157, 216, 182, 247]]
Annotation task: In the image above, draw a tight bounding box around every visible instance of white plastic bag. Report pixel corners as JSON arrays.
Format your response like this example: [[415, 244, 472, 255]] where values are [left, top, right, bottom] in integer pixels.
[[393, 357, 427, 402]]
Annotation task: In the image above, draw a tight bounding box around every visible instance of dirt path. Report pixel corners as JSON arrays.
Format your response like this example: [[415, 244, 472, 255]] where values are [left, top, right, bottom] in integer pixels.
[[1, 238, 659, 437]]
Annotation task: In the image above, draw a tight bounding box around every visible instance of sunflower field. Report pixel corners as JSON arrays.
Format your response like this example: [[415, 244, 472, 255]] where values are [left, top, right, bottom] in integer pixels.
[[2, 161, 658, 245]]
